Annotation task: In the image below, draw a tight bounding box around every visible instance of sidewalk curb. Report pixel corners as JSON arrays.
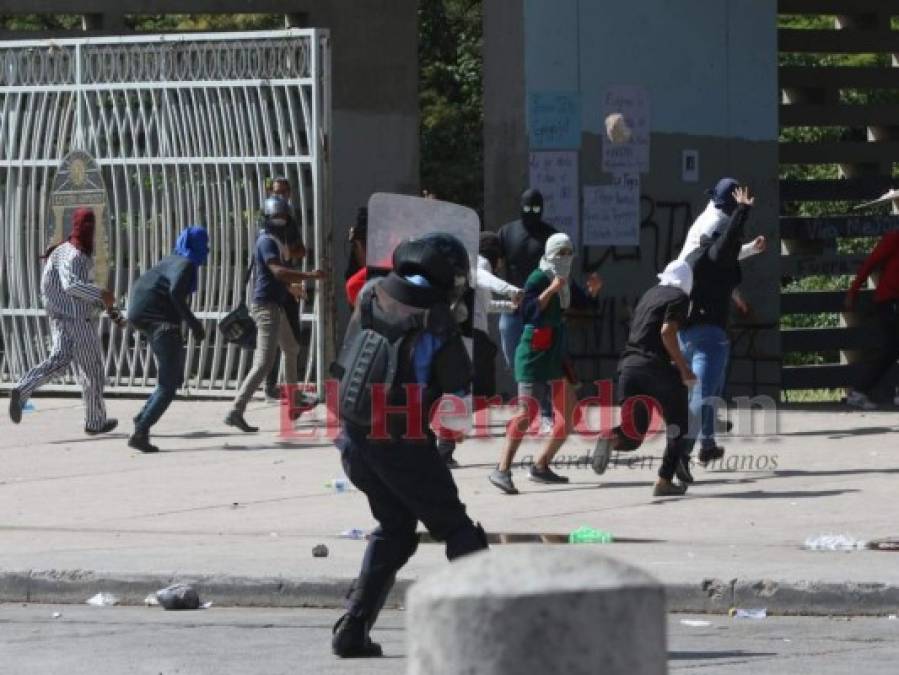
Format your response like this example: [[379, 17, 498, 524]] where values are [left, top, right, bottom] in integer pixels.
[[2, 570, 898, 616]]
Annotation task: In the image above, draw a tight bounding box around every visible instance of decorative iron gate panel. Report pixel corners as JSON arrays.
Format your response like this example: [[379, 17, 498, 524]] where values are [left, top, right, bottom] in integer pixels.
[[0, 30, 331, 396]]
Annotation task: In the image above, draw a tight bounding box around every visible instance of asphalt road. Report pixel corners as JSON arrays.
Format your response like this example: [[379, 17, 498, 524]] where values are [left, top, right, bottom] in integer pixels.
[[1, 604, 897, 674]]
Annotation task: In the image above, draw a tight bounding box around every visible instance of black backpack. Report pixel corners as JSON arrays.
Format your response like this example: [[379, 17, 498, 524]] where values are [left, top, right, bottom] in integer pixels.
[[330, 284, 423, 429]]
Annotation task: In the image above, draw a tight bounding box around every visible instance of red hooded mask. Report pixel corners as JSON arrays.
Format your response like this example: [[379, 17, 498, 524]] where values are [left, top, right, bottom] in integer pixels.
[[68, 208, 95, 256]]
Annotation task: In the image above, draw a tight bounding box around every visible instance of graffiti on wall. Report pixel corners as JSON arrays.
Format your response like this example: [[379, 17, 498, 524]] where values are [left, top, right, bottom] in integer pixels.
[[584, 195, 692, 274]]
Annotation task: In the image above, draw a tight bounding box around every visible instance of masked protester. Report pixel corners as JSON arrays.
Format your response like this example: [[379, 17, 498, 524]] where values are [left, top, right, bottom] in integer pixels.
[[592, 260, 697, 496], [496, 189, 602, 429], [679, 186, 756, 467], [226, 196, 324, 432], [9, 208, 117, 433], [126, 226, 209, 453], [678, 177, 766, 263], [489, 233, 580, 494], [263, 177, 305, 401], [330, 232, 488, 659]]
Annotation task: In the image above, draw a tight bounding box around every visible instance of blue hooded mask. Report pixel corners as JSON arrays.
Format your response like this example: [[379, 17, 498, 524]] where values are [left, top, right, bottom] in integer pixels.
[[706, 177, 740, 215], [174, 226, 209, 293]]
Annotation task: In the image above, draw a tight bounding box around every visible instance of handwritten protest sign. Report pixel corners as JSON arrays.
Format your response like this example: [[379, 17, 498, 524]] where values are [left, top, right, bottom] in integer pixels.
[[601, 85, 650, 174], [583, 175, 641, 247], [528, 92, 582, 150], [528, 150, 580, 241]]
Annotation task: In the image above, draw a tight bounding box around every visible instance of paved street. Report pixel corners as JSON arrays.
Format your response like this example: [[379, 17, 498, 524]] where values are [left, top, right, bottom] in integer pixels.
[[1, 397, 898, 615], [2, 604, 898, 674]]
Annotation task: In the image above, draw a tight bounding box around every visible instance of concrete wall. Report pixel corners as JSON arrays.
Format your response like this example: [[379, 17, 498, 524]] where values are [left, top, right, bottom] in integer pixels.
[[485, 0, 781, 398]]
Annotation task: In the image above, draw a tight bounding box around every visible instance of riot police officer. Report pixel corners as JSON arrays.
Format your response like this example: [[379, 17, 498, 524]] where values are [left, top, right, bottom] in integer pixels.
[[330, 233, 488, 658]]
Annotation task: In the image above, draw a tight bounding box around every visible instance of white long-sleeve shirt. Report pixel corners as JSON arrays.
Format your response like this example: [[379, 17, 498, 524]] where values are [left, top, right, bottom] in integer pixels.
[[677, 201, 761, 263], [41, 242, 105, 320], [474, 255, 519, 333]]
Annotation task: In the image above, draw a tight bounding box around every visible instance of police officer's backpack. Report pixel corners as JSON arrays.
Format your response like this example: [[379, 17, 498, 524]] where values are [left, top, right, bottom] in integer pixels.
[[330, 284, 423, 429]]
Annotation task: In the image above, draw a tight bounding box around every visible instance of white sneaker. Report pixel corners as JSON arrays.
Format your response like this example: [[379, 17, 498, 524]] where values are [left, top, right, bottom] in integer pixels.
[[846, 389, 877, 411]]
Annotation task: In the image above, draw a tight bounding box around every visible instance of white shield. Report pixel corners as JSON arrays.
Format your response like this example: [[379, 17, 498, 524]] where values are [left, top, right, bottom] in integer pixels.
[[366, 193, 480, 276]]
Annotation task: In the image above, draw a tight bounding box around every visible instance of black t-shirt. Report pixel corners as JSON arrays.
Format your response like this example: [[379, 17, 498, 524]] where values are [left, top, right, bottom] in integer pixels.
[[619, 285, 689, 371]]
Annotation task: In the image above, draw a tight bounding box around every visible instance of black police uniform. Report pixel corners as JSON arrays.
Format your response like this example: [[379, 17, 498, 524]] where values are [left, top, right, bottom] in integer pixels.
[[332, 270, 487, 657]]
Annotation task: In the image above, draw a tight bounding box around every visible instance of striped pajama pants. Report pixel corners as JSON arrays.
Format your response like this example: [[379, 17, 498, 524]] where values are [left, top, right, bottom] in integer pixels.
[[16, 316, 108, 430]]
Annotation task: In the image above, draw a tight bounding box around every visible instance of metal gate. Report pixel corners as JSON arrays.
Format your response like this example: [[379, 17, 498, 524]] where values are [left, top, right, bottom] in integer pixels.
[[0, 29, 331, 397]]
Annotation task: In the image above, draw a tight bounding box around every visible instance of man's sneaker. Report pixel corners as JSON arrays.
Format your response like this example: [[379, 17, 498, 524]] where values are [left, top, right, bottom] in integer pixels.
[[264, 385, 281, 403], [698, 445, 725, 465], [675, 456, 695, 484], [8, 388, 22, 424], [846, 389, 877, 411], [653, 479, 688, 497], [85, 418, 118, 435], [488, 468, 518, 495], [225, 410, 259, 433], [127, 432, 159, 454], [592, 436, 612, 475], [528, 464, 569, 484], [332, 614, 383, 658]]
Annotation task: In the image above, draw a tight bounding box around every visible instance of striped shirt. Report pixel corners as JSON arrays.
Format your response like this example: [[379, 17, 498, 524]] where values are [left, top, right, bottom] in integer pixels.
[[40, 242, 105, 320]]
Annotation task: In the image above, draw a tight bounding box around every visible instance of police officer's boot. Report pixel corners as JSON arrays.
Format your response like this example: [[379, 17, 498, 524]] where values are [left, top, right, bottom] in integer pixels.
[[331, 613, 382, 658]]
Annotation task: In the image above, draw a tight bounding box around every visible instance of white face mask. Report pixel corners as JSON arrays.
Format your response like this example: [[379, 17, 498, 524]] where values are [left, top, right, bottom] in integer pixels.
[[547, 254, 573, 279]]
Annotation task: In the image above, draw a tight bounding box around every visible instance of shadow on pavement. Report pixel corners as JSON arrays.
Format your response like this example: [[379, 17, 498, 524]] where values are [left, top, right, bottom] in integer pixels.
[[701, 489, 860, 500], [669, 650, 777, 661], [777, 426, 897, 438]]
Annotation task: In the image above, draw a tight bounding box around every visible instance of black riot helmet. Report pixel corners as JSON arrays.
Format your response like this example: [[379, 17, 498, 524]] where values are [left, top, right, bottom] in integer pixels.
[[263, 196, 291, 232], [521, 188, 544, 230], [392, 232, 471, 298]]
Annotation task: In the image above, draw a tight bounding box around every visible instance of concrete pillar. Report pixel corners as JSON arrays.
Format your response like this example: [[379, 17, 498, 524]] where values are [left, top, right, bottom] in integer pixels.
[[406, 546, 667, 675]]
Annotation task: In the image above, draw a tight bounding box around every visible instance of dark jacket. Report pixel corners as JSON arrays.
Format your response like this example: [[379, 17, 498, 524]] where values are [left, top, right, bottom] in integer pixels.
[[685, 204, 750, 329], [127, 255, 202, 332]]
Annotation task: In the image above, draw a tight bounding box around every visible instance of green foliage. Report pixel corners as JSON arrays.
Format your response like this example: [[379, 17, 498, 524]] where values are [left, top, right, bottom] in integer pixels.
[[0, 14, 82, 30], [419, 0, 483, 213], [128, 15, 283, 32]]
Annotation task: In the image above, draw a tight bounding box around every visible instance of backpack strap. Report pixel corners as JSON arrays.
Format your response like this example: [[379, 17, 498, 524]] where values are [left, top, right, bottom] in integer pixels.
[[359, 283, 377, 330]]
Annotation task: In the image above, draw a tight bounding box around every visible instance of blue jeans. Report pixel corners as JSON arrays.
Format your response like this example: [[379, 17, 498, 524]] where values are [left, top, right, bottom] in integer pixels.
[[498, 312, 523, 369], [134, 326, 185, 434], [499, 312, 552, 420], [678, 324, 730, 452]]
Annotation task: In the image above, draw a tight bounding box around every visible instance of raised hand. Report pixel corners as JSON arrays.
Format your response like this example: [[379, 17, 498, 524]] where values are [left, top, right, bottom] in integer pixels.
[[733, 186, 755, 206]]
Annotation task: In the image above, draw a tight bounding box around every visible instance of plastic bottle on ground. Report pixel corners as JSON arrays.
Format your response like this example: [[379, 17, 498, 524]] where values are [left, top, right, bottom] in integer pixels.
[[568, 526, 614, 544], [325, 478, 354, 493]]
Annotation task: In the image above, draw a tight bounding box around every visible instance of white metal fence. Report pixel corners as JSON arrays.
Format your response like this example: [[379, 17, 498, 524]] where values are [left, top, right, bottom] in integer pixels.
[[0, 29, 331, 396]]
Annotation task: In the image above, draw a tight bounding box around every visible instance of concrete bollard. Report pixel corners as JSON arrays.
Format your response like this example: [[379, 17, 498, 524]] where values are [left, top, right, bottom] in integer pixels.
[[406, 546, 667, 675]]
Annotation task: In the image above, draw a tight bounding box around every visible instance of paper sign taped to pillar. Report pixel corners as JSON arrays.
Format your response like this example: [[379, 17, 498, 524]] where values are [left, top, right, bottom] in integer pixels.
[[528, 150, 580, 242], [583, 175, 641, 247], [601, 85, 650, 174], [528, 92, 582, 150]]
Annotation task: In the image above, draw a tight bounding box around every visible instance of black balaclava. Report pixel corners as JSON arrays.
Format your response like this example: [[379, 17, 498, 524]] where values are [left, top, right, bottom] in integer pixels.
[[520, 188, 544, 231]]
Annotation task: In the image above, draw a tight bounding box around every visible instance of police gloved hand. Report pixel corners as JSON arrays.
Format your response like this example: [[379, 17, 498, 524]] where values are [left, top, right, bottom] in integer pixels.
[[191, 323, 206, 342]]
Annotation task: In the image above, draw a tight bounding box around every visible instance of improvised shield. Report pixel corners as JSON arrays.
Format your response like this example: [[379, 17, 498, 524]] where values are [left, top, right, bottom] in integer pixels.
[[367, 193, 479, 344], [366, 193, 479, 277]]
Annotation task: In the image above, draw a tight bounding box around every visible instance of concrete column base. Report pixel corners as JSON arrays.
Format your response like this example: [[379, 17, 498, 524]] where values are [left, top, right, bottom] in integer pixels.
[[406, 545, 667, 675]]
